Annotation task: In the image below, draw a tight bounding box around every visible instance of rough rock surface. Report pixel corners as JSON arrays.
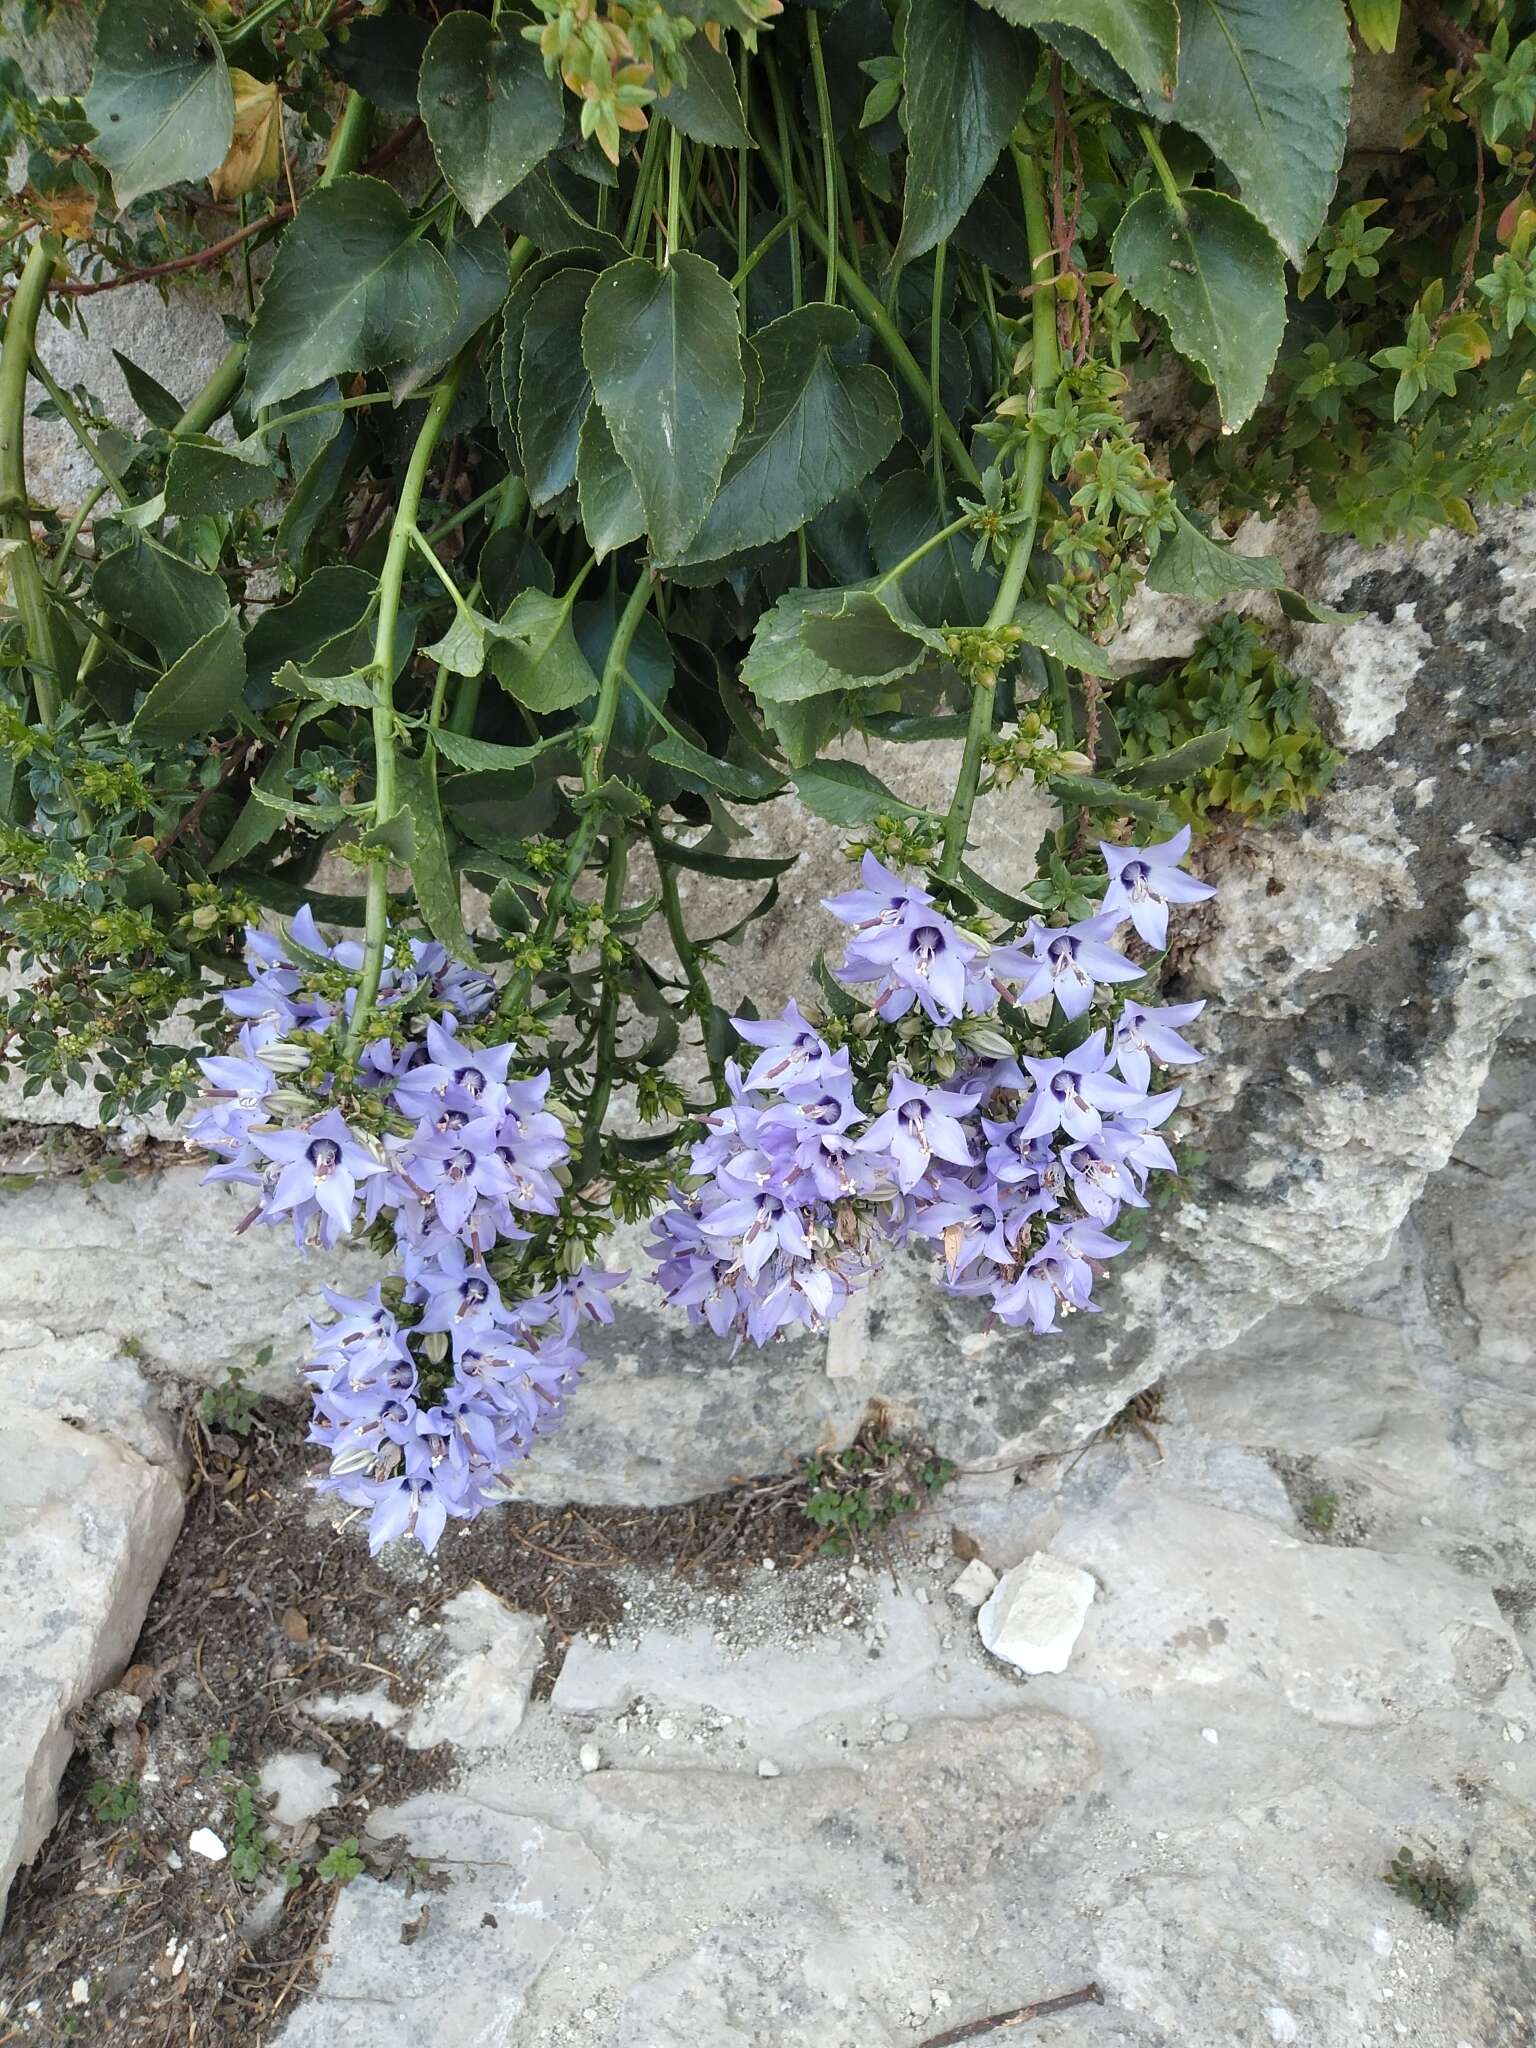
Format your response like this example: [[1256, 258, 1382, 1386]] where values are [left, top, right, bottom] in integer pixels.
[[0, 1346, 184, 1919], [977, 1549, 1096, 1674], [257, 1042, 1534, 2046]]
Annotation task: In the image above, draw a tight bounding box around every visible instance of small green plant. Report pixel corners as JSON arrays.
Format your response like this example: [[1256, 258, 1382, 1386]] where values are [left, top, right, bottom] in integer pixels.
[[801, 1424, 954, 1557], [198, 1355, 266, 1439], [1303, 1492, 1340, 1533], [318, 1838, 366, 1886], [200, 1733, 233, 1778], [85, 1777, 138, 1824], [1109, 617, 1340, 830], [1384, 1845, 1477, 1929], [226, 1778, 278, 1884]]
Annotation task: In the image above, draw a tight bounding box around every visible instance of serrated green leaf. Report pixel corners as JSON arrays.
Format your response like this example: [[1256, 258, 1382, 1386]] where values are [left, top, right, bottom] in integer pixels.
[[85, 0, 234, 208], [1145, 505, 1286, 600], [488, 588, 599, 712], [1010, 600, 1115, 676], [519, 267, 598, 507], [661, 37, 751, 146], [671, 306, 901, 565], [270, 659, 377, 710], [424, 605, 490, 679], [210, 707, 321, 873], [583, 252, 745, 560], [1048, 772, 1166, 821], [741, 588, 853, 706], [131, 612, 245, 743], [651, 729, 784, 801], [395, 751, 471, 959], [1120, 728, 1232, 787], [799, 585, 942, 678], [93, 533, 229, 664], [1276, 588, 1363, 625], [894, 0, 1030, 268], [245, 564, 377, 695], [388, 221, 511, 401], [244, 177, 459, 412], [418, 13, 564, 225], [429, 728, 561, 773], [793, 758, 923, 825], [1111, 188, 1285, 432], [975, 0, 1178, 99], [164, 434, 274, 518], [1155, 0, 1351, 262], [576, 405, 645, 560]]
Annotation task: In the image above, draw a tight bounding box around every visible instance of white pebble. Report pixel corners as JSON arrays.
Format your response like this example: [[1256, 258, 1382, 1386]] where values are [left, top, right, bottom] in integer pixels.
[[656, 1717, 677, 1741], [69, 1980, 89, 2007], [757, 1759, 782, 1778], [188, 1827, 227, 1862], [1265, 2008, 1298, 2044], [884, 1721, 910, 1744], [578, 1743, 602, 1774], [949, 1558, 998, 1608], [1201, 1728, 1220, 1746]]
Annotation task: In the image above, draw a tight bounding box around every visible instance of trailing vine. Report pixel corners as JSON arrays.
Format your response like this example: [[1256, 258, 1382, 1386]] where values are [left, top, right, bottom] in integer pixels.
[[0, 0, 1522, 1542]]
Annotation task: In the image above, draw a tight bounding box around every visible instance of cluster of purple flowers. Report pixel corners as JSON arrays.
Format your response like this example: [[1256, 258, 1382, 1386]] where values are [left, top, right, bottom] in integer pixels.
[[649, 828, 1213, 1346], [186, 909, 622, 1555]]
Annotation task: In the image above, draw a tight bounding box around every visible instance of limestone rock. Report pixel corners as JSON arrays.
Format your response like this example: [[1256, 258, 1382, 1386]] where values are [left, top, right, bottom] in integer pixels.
[[949, 1558, 999, 1608], [258, 1753, 341, 1830], [0, 1351, 184, 1923], [405, 1584, 543, 1751], [977, 1553, 1096, 1675]]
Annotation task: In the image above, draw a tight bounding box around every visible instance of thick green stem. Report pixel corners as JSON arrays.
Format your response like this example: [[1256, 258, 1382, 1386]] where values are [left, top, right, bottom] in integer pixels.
[[319, 90, 372, 188], [344, 359, 466, 1063], [665, 123, 683, 262], [175, 342, 247, 436], [29, 353, 130, 502], [1, 237, 74, 724], [937, 148, 1059, 881]]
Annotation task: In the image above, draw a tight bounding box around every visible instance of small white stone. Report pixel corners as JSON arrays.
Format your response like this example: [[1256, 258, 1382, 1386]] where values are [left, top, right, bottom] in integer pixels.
[[757, 1759, 781, 1778], [656, 1717, 677, 1741], [761, 1558, 776, 1572], [1265, 2007, 1298, 2044], [884, 1721, 909, 1744], [950, 1558, 999, 1609], [1503, 1721, 1526, 1743], [1201, 1728, 1220, 1746], [70, 1979, 89, 2007], [188, 1827, 227, 1862], [578, 1743, 602, 1774], [977, 1553, 1095, 1675]]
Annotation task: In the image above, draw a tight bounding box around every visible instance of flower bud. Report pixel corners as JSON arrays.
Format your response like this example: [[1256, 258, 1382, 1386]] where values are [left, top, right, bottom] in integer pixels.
[[254, 1041, 312, 1074], [1056, 750, 1094, 775], [264, 1087, 314, 1119], [330, 1440, 380, 1477], [959, 1019, 1014, 1058], [421, 1331, 449, 1365]]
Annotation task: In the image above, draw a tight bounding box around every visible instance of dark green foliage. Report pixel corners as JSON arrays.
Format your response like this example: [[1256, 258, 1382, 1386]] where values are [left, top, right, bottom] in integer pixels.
[[1384, 1846, 1477, 1929], [801, 1428, 956, 1556], [86, 1779, 140, 1825]]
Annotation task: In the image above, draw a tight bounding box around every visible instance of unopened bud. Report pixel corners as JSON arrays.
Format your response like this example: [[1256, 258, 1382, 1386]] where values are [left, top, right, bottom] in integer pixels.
[[959, 1019, 1014, 1058], [190, 903, 221, 932], [1057, 750, 1094, 775], [264, 1087, 314, 1118], [421, 1331, 449, 1365], [255, 1041, 312, 1074]]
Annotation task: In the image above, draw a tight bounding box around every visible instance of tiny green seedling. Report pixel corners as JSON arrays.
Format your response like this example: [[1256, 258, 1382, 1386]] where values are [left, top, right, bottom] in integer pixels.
[[318, 1838, 366, 1886], [86, 1778, 139, 1825], [1384, 1845, 1476, 1928], [199, 1354, 267, 1438]]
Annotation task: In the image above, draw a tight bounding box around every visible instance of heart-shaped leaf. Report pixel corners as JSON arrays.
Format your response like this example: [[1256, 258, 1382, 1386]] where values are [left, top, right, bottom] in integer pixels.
[[489, 589, 599, 712], [576, 406, 645, 561], [583, 252, 745, 560], [793, 759, 924, 826], [418, 13, 564, 225], [1111, 188, 1285, 432], [244, 177, 459, 412], [85, 0, 234, 208], [894, 0, 1030, 268]]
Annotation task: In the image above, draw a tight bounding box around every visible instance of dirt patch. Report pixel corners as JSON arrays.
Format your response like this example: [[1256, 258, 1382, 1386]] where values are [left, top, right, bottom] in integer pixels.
[[0, 1404, 928, 2045]]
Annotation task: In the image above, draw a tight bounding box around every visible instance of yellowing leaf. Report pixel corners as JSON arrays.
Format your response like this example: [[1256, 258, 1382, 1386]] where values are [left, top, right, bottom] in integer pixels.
[[209, 70, 281, 203], [34, 186, 98, 240]]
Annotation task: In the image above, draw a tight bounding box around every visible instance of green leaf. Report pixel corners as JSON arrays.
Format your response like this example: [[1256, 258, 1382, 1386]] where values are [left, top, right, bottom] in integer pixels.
[[651, 837, 799, 880], [1146, 505, 1286, 600], [271, 660, 377, 710], [245, 564, 376, 694], [1111, 189, 1286, 433], [328, 15, 432, 116], [651, 729, 785, 801], [1275, 587, 1362, 626], [429, 728, 561, 773], [1120, 728, 1232, 787], [519, 267, 598, 507], [164, 434, 274, 518], [93, 533, 229, 663], [394, 751, 472, 959], [488, 589, 599, 713], [112, 350, 184, 430], [418, 13, 564, 226], [583, 252, 745, 560], [661, 37, 751, 146], [576, 405, 645, 561], [423, 604, 493, 679], [792, 759, 923, 826], [1048, 772, 1166, 821], [893, 0, 1030, 268], [387, 221, 511, 401], [741, 587, 855, 705], [671, 306, 901, 565], [85, 0, 234, 208], [1155, 0, 1351, 262], [1010, 600, 1115, 676], [975, 0, 1178, 100], [799, 586, 941, 679], [869, 470, 998, 626], [244, 177, 459, 413], [211, 707, 321, 872], [130, 612, 246, 743]]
